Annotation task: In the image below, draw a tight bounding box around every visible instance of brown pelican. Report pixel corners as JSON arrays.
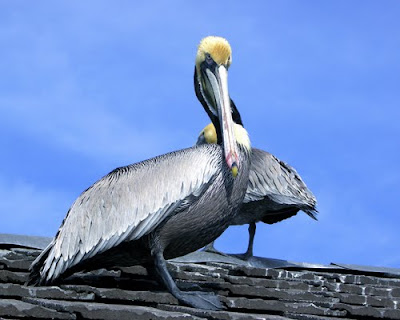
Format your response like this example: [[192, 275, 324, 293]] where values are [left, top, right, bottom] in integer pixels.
[[27, 36, 251, 310], [197, 123, 317, 259]]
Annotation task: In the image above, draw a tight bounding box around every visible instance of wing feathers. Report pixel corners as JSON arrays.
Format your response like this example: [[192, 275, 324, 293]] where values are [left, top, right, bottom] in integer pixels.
[[245, 148, 317, 211], [33, 145, 221, 284]]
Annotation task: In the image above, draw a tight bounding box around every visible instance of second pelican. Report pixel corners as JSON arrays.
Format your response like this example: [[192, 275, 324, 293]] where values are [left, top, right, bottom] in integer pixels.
[[197, 123, 317, 259]]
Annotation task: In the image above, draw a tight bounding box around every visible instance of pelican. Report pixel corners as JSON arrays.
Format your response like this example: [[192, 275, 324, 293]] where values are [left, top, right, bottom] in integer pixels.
[[27, 36, 251, 310], [197, 123, 317, 259]]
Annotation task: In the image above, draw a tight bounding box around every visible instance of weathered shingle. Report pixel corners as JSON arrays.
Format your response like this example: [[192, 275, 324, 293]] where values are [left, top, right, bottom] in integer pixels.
[[1, 234, 400, 320]]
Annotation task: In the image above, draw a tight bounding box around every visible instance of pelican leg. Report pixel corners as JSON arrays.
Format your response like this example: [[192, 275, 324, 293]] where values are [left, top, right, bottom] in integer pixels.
[[244, 222, 256, 259], [233, 222, 256, 260], [151, 239, 224, 310]]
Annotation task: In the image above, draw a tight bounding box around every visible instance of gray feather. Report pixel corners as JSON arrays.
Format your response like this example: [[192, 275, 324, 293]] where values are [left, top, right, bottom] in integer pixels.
[[33, 144, 222, 283], [239, 148, 317, 224]]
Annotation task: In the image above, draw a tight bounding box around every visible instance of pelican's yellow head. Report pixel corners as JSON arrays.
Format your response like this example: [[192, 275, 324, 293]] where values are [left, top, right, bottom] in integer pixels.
[[195, 36, 232, 73], [194, 36, 242, 178], [196, 122, 251, 178], [197, 122, 251, 151], [196, 123, 217, 145]]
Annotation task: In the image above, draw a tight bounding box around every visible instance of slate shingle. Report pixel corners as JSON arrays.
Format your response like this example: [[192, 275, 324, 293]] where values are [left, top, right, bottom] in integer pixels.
[[1, 234, 400, 320]]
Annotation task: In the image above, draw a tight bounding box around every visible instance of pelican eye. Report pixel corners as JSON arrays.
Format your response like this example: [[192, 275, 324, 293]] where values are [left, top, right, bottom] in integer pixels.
[[205, 53, 213, 65]]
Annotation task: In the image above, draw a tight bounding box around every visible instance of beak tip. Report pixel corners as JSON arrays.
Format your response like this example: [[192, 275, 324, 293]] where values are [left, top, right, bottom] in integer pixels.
[[231, 162, 238, 178]]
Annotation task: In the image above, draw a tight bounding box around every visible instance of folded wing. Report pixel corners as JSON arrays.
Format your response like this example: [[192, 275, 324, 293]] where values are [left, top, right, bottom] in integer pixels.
[[32, 144, 222, 284], [245, 148, 317, 219]]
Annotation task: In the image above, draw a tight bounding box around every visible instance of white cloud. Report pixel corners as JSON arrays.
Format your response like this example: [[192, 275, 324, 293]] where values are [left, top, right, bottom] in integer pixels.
[[0, 177, 72, 237], [0, 92, 178, 165]]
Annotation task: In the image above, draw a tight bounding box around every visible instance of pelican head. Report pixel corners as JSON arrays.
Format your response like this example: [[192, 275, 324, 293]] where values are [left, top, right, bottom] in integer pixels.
[[194, 36, 241, 177], [197, 122, 250, 155], [196, 123, 217, 146]]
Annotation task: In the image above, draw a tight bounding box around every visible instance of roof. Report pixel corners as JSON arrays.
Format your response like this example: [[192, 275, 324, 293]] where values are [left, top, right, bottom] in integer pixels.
[[1, 233, 400, 320]]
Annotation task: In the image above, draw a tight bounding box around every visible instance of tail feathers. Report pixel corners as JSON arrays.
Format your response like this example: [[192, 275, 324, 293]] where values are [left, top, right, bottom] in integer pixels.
[[26, 245, 52, 286], [304, 208, 318, 221]]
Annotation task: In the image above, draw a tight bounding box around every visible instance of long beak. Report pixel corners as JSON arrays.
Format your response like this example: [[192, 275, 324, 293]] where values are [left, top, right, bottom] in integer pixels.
[[204, 65, 239, 177]]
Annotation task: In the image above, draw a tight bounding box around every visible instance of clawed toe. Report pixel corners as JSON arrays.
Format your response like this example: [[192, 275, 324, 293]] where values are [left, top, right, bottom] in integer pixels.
[[178, 291, 225, 310], [177, 282, 203, 291]]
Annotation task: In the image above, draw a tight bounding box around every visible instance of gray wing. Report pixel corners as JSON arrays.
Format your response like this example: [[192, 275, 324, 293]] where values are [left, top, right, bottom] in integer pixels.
[[35, 144, 222, 284], [245, 148, 317, 218]]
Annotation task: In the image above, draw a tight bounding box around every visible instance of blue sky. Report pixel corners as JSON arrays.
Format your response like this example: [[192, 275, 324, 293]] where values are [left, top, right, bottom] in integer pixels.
[[1, 1, 399, 268]]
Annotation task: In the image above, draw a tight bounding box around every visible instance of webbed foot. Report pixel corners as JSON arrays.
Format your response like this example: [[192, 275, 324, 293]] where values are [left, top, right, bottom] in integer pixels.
[[151, 240, 225, 311], [178, 290, 225, 310], [176, 281, 203, 291]]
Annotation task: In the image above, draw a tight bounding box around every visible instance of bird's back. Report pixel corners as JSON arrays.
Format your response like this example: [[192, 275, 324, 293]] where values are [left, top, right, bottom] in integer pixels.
[[234, 148, 317, 225]]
